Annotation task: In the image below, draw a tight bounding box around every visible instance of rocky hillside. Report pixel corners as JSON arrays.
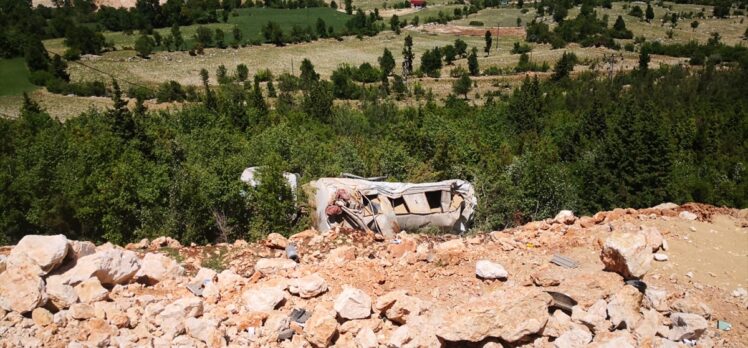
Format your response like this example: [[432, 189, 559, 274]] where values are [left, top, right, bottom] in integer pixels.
[[0, 203, 746, 347]]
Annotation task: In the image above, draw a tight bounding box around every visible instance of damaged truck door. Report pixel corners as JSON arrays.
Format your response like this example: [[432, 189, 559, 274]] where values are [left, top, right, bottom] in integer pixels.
[[305, 178, 477, 237]]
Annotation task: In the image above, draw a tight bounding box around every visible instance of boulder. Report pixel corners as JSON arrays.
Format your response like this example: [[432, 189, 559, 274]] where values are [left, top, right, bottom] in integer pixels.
[[571, 299, 608, 330], [242, 286, 285, 312], [304, 304, 338, 347], [670, 297, 711, 319], [554, 328, 592, 348], [634, 308, 661, 342], [433, 239, 466, 265], [607, 285, 643, 330], [554, 210, 577, 225], [74, 277, 109, 303], [254, 258, 298, 274], [0, 263, 46, 313], [45, 275, 78, 310], [475, 260, 508, 280], [185, 317, 224, 346], [32, 307, 54, 327], [653, 253, 668, 261], [0, 255, 5, 273], [600, 230, 652, 279], [436, 288, 551, 343], [374, 290, 424, 324], [192, 268, 218, 284], [589, 331, 636, 347], [67, 240, 96, 261], [289, 273, 328, 298], [57, 249, 141, 286], [334, 287, 372, 320], [544, 310, 589, 338], [264, 233, 288, 249], [678, 211, 697, 221], [326, 246, 356, 266], [9, 234, 69, 274], [644, 287, 669, 313], [135, 252, 183, 285], [150, 236, 182, 249], [641, 226, 664, 252], [355, 327, 378, 348], [668, 312, 707, 341], [651, 203, 678, 210], [125, 238, 149, 250], [70, 303, 95, 320], [158, 297, 204, 338]]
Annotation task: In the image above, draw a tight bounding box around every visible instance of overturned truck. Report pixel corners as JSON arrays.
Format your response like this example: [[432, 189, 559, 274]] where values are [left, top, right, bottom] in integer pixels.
[[305, 178, 477, 237]]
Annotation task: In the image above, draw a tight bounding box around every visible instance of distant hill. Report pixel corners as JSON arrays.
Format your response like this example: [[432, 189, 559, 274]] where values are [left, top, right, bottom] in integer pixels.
[[32, 0, 167, 9]]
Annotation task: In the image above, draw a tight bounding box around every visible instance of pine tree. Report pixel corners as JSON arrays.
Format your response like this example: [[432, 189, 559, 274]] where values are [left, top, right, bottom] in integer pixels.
[[379, 48, 396, 76], [645, 4, 654, 22], [484, 30, 493, 56], [200, 68, 217, 110], [468, 47, 479, 76], [402, 35, 414, 76], [639, 46, 650, 72], [452, 73, 472, 99], [171, 24, 184, 50]]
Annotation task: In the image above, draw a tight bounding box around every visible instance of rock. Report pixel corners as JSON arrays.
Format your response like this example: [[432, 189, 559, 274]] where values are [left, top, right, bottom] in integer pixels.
[[641, 226, 664, 252], [334, 287, 372, 320], [185, 317, 223, 345], [242, 286, 285, 312], [70, 303, 95, 320], [545, 310, 589, 338], [74, 277, 109, 303], [264, 233, 288, 249], [571, 299, 608, 329], [475, 260, 508, 280], [668, 312, 707, 341], [67, 240, 96, 261], [9, 234, 69, 274], [289, 273, 328, 298], [0, 255, 5, 273], [304, 304, 338, 347], [607, 285, 643, 330], [150, 236, 182, 249], [651, 203, 679, 210], [216, 269, 244, 293], [159, 297, 204, 338], [45, 275, 78, 310], [388, 325, 412, 347], [670, 297, 711, 319], [86, 317, 118, 346], [732, 287, 747, 298], [634, 308, 661, 343], [192, 267, 218, 284], [433, 239, 466, 265], [327, 246, 357, 266], [31, 307, 53, 327], [653, 253, 668, 261], [600, 230, 652, 279], [679, 211, 698, 221], [355, 327, 378, 348], [554, 210, 577, 225], [644, 287, 668, 312], [531, 268, 562, 287], [590, 331, 636, 347], [0, 263, 46, 313], [374, 290, 424, 324], [135, 252, 183, 285], [57, 249, 141, 286], [436, 288, 551, 343], [254, 258, 298, 274], [125, 238, 149, 250], [554, 328, 592, 348]]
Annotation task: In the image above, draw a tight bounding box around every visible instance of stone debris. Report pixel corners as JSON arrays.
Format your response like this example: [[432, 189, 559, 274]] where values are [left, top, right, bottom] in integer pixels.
[[0, 203, 743, 347], [679, 211, 698, 221], [475, 260, 508, 280], [334, 287, 372, 320], [600, 229, 652, 279], [653, 253, 669, 261]]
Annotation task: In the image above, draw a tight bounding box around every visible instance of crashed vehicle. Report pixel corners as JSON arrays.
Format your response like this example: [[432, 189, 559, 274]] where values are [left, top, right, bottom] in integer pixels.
[[305, 178, 477, 237]]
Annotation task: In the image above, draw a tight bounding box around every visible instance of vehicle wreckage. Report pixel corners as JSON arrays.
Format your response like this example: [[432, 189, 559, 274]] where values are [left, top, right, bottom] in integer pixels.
[[305, 177, 477, 237]]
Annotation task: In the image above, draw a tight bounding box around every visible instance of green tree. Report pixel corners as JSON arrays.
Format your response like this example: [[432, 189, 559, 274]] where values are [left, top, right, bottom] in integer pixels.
[[553, 5, 568, 23], [236, 64, 249, 81], [452, 73, 472, 99], [390, 15, 401, 34], [613, 16, 627, 32], [443, 45, 457, 65], [303, 81, 334, 122], [454, 38, 468, 57], [216, 64, 228, 84], [353, 62, 381, 84], [195, 26, 213, 47], [344, 0, 353, 15], [639, 46, 650, 72], [215, 29, 226, 49], [484, 30, 493, 56], [135, 34, 155, 58], [690, 20, 699, 31], [171, 24, 184, 50], [379, 48, 396, 76], [232, 26, 243, 46], [468, 47, 479, 76], [200, 68, 216, 110], [645, 4, 655, 22], [300, 58, 319, 89], [552, 51, 576, 80], [402, 35, 414, 75], [316, 18, 328, 38], [246, 157, 296, 239], [420, 47, 443, 77]]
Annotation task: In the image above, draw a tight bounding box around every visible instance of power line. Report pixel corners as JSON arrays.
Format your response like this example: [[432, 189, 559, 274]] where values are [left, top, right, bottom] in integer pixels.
[[67, 59, 155, 93]]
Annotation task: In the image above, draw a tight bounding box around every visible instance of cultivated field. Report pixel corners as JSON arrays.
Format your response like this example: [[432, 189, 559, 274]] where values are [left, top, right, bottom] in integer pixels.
[[1, 1, 745, 119]]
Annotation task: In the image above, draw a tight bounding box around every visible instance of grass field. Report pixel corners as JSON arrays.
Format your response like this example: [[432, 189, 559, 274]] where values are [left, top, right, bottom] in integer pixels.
[[0, 58, 37, 97], [44, 7, 352, 55]]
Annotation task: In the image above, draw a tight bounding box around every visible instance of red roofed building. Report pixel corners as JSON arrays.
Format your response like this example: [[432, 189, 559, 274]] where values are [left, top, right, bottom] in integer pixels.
[[410, 0, 426, 8]]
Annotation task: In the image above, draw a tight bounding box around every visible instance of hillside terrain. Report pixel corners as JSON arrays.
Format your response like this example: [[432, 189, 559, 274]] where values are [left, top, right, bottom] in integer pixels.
[[1, 203, 746, 347]]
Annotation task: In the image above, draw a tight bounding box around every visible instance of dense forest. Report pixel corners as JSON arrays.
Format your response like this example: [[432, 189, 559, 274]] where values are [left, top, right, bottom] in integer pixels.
[[1, 60, 746, 245]]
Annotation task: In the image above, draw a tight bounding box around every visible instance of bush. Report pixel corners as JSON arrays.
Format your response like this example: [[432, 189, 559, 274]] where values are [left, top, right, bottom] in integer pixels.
[[469, 21, 484, 26], [29, 70, 54, 86], [255, 68, 273, 82], [156, 81, 187, 102]]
